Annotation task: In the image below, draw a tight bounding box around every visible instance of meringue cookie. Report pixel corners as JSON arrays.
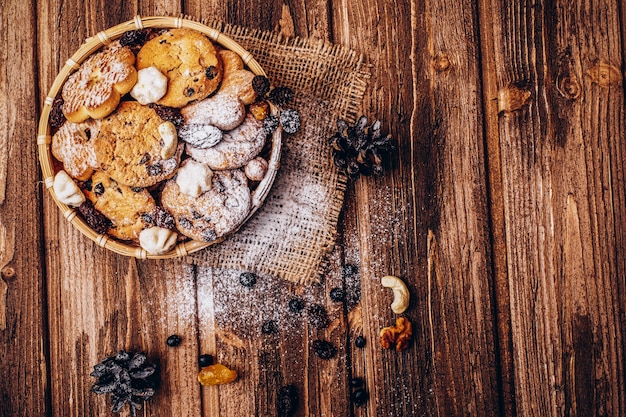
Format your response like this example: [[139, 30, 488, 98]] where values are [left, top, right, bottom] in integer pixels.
[[130, 66, 168, 105], [53, 170, 86, 207]]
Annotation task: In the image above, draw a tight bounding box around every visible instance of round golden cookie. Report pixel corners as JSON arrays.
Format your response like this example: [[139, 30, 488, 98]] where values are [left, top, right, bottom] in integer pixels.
[[136, 28, 223, 108], [161, 169, 251, 242], [94, 101, 182, 187], [83, 172, 156, 241]]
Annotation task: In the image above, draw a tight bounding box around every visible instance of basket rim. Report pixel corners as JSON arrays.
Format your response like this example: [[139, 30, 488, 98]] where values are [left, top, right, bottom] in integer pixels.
[[38, 15, 282, 259]]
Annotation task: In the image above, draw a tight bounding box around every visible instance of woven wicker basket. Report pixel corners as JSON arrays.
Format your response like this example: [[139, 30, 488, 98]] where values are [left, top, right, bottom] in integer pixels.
[[37, 16, 281, 259]]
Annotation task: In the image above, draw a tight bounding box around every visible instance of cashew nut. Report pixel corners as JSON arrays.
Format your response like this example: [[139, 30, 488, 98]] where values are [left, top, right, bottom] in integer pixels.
[[381, 275, 410, 314]]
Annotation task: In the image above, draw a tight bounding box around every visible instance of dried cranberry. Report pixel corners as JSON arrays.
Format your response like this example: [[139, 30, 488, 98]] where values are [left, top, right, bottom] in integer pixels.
[[312, 340, 336, 359], [307, 304, 329, 329], [252, 75, 270, 97], [78, 201, 111, 234], [277, 384, 298, 417]]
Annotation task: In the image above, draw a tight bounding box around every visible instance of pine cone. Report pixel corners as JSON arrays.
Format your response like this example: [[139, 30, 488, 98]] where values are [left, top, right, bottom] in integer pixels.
[[329, 116, 394, 179], [90, 350, 158, 417]]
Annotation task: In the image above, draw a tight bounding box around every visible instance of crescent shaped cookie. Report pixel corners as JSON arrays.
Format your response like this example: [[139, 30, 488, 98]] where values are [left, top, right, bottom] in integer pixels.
[[161, 169, 251, 242], [136, 28, 223, 108]]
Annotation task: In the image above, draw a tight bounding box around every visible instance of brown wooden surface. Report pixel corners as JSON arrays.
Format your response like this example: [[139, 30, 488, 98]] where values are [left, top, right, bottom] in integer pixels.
[[0, 0, 625, 416]]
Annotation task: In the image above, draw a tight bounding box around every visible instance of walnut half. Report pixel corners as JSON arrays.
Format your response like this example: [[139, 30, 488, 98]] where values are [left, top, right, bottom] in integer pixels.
[[380, 317, 413, 352]]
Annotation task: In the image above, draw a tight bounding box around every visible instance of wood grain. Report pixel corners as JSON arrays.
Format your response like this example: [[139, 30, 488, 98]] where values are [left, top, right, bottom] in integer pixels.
[[482, 0, 626, 415], [0, 1, 49, 416]]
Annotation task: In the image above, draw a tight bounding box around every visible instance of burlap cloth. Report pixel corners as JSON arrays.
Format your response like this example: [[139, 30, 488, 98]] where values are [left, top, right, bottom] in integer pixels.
[[189, 22, 371, 284]]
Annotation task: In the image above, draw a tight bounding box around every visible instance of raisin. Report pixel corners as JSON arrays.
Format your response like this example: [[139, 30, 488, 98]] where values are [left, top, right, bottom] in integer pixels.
[[139, 153, 150, 164], [268, 86, 294, 106], [149, 104, 184, 127], [351, 388, 368, 407], [312, 340, 336, 359], [141, 213, 153, 224], [239, 272, 257, 288], [147, 164, 163, 176], [329, 287, 345, 302], [84, 129, 91, 140], [178, 218, 192, 229], [93, 183, 104, 196], [343, 264, 358, 277], [252, 75, 270, 97], [49, 94, 66, 130], [205, 66, 217, 79], [152, 206, 176, 229], [277, 384, 299, 417], [307, 304, 329, 329], [288, 298, 304, 313], [185, 87, 195, 97], [198, 354, 214, 367], [119, 29, 150, 48], [279, 109, 301, 134], [202, 229, 217, 242], [78, 201, 111, 234], [82, 178, 93, 192], [198, 363, 238, 385], [354, 336, 366, 348], [350, 377, 364, 388], [166, 335, 182, 347], [261, 320, 278, 335]]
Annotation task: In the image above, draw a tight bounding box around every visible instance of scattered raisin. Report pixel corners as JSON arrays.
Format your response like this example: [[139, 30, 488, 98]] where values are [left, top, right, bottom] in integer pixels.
[[354, 336, 366, 348], [307, 304, 329, 329], [261, 320, 278, 335], [277, 384, 299, 417], [119, 29, 150, 48], [239, 272, 257, 288], [205, 66, 217, 79], [279, 109, 301, 134], [252, 75, 270, 97], [49, 94, 66, 130], [147, 164, 163, 176], [198, 354, 214, 368], [78, 201, 111, 234], [263, 114, 280, 135], [312, 339, 336, 359], [288, 298, 304, 313], [166, 334, 182, 347], [268, 86, 294, 106], [93, 182, 104, 196], [149, 104, 184, 127], [350, 377, 364, 388], [329, 287, 345, 302], [351, 388, 368, 407], [152, 206, 176, 229]]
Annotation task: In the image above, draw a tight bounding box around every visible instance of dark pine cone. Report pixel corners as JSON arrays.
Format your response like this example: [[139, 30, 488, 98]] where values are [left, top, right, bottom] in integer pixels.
[[329, 116, 394, 180], [268, 86, 294, 106], [90, 350, 158, 417]]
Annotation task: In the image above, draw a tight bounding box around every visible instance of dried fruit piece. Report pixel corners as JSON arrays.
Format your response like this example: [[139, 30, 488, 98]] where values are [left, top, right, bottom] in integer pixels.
[[49, 94, 66, 130], [380, 316, 413, 351], [351, 388, 369, 407], [78, 200, 111, 234], [277, 384, 299, 417], [350, 377, 364, 387], [119, 29, 151, 48], [149, 103, 184, 127], [249, 100, 270, 121], [166, 335, 182, 347], [198, 363, 238, 385], [198, 354, 214, 368], [312, 339, 336, 359], [354, 336, 366, 348]]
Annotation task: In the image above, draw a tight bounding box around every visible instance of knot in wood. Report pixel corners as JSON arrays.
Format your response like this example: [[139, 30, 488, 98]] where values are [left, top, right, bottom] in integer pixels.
[[556, 74, 581, 100], [433, 55, 451, 72], [497, 83, 531, 114], [1, 266, 15, 280]]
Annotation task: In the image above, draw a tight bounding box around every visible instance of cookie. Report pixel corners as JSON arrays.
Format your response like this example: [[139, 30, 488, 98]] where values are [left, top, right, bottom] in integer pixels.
[[136, 28, 223, 108], [51, 119, 101, 181], [94, 101, 182, 187], [83, 171, 156, 241], [186, 114, 266, 170], [161, 169, 251, 242], [62, 41, 137, 123]]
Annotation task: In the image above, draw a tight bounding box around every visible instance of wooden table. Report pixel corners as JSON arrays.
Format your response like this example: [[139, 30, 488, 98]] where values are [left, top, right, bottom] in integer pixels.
[[1, 0, 625, 416]]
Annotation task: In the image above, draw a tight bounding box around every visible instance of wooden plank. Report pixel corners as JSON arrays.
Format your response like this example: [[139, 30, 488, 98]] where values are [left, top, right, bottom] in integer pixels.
[[480, 0, 626, 415], [0, 1, 49, 416], [36, 2, 204, 417], [331, 0, 500, 415]]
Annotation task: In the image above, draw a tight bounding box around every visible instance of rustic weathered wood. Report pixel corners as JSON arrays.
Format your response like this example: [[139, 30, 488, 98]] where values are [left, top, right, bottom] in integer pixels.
[[0, 1, 50, 417], [482, 0, 626, 416]]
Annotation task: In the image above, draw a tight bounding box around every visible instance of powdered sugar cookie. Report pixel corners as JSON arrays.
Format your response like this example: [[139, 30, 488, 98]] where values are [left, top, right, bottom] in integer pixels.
[[161, 169, 251, 242], [51, 119, 101, 181], [186, 114, 266, 170]]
